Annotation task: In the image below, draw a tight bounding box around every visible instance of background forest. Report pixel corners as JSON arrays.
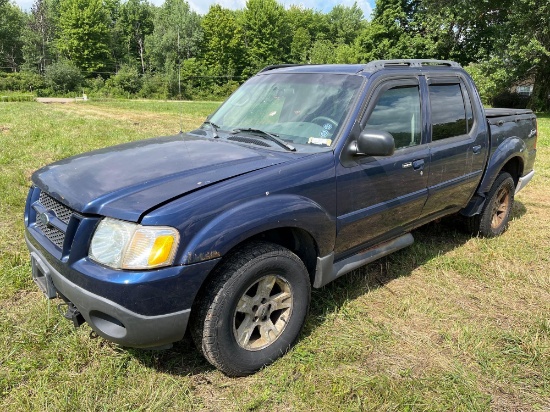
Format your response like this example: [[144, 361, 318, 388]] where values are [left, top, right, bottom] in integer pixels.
[[0, 0, 549, 109]]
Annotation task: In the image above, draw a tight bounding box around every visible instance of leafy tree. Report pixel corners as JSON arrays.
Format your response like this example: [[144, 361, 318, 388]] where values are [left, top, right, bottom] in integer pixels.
[[309, 40, 335, 64], [334, 43, 356, 63], [22, 0, 57, 73], [465, 61, 513, 105], [504, 0, 550, 110], [117, 0, 153, 73], [45, 58, 83, 91], [290, 27, 311, 63], [241, 0, 290, 73], [57, 0, 112, 74], [424, 0, 550, 109], [327, 3, 365, 45], [103, 0, 123, 71], [355, 0, 435, 62], [145, 0, 202, 74], [286, 5, 328, 42], [0, 1, 26, 72], [104, 63, 141, 94], [200, 5, 246, 82]]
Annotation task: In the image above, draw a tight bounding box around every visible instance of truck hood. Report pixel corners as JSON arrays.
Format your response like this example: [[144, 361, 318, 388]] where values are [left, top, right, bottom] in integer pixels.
[[32, 134, 301, 222]]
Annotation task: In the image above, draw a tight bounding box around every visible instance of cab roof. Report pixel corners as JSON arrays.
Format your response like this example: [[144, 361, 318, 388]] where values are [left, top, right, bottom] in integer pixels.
[[258, 60, 462, 77]]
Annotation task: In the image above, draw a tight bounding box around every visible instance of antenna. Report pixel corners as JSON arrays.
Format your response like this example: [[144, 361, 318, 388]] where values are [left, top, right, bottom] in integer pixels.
[[178, 27, 183, 134]]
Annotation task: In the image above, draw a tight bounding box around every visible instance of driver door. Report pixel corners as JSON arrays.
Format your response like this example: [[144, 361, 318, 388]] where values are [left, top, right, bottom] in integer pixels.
[[335, 78, 429, 258]]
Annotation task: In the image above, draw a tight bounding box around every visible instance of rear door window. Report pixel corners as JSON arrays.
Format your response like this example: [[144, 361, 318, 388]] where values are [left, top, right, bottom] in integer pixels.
[[429, 84, 468, 141]]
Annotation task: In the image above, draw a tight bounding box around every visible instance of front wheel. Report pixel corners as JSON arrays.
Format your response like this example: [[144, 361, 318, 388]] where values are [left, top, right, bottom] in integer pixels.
[[190, 242, 311, 376], [467, 172, 515, 237]]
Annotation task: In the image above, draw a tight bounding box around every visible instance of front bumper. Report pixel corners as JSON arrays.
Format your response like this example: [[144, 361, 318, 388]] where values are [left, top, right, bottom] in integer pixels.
[[27, 233, 191, 349]]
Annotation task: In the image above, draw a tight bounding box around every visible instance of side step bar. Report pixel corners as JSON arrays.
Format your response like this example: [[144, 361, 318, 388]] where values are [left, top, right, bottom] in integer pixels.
[[313, 233, 414, 288]]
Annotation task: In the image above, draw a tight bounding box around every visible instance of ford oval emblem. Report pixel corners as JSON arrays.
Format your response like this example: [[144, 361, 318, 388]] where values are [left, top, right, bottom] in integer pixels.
[[37, 212, 51, 227]]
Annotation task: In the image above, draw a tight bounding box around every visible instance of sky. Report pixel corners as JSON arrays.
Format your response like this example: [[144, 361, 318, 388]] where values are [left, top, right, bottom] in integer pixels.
[[12, 0, 375, 20]]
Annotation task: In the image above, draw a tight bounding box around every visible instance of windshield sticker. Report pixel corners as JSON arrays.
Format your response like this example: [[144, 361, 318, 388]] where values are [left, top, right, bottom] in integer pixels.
[[308, 137, 332, 146], [323, 123, 333, 131]]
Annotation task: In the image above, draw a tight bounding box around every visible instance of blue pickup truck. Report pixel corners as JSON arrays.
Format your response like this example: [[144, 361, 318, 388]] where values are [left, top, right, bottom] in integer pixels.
[[25, 60, 537, 376]]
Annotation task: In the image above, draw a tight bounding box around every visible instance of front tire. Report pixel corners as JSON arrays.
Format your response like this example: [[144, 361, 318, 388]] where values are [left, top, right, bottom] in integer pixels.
[[467, 172, 515, 237], [190, 242, 311, 376]]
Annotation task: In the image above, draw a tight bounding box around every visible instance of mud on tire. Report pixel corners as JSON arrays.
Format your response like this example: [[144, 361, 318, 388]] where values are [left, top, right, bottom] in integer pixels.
[[466, 172, 515, 237], [189, 241, 311, 376]]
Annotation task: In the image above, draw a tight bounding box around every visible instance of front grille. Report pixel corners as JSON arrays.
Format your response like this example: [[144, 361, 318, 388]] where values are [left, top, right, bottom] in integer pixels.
[[35, 219, 66, 248], [35, 192, 75, 249], [39, 192, 72, 224]]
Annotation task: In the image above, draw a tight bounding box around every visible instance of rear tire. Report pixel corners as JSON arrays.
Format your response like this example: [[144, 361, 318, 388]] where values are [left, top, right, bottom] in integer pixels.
[[467, 172, 515, 237], [190, 241, 311, 376]]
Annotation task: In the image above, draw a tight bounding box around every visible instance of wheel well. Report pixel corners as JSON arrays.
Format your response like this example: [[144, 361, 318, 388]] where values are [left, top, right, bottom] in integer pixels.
[[500, 157, 523, 187], [249, 228, 318, 284], [199, 227, 319, 291], [189, 228, 319, 316]]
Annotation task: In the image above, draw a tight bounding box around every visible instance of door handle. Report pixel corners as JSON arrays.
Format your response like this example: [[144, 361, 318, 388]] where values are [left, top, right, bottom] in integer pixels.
[[472, 145, 482, 154], [412, 159, 425, 170]]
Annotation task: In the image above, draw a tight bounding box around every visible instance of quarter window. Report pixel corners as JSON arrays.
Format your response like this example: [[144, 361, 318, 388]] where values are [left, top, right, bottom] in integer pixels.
[[365, 85, 422, 150]]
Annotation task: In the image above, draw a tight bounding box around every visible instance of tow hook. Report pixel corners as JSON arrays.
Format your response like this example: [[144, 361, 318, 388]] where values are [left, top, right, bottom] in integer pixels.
[[57, 302, 85, 328]]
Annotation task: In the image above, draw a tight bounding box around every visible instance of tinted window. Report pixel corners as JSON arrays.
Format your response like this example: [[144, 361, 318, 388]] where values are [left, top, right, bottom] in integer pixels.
[[462, 85, 474, 132], [365, 85, 421, 150], [430, 84, 467, 140]]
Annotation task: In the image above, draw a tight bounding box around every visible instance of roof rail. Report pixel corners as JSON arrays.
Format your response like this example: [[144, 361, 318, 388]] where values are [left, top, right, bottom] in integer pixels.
[[361, 59, 461, 73], [257, 64, 308, 74]]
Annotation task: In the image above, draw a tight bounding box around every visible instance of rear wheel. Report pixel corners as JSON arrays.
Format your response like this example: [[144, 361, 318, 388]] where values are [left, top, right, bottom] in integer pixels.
[[467, 172, 515, 237], [190, 241, 311, 376]]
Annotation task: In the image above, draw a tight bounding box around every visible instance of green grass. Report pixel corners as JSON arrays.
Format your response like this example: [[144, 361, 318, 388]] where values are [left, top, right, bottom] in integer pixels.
[[1, 101, 549, 411]]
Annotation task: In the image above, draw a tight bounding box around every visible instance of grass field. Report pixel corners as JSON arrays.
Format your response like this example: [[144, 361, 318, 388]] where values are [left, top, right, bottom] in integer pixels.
[[0, 101, 548, 411]]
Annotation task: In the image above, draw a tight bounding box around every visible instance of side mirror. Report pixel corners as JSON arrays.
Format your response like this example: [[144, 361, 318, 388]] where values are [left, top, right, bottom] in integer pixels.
[[355, 129, 395, 156]]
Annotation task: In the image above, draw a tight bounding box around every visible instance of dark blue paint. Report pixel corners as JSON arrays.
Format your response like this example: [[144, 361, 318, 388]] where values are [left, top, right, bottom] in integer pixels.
[[24, 62, 536, 339], [26, 229, 217, 316], [142, 150, 338, 261], [31, 135, 303, 222]]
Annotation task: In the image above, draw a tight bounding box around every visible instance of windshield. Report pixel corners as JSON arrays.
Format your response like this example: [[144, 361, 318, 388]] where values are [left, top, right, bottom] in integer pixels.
[[208, 73, 363, 150]]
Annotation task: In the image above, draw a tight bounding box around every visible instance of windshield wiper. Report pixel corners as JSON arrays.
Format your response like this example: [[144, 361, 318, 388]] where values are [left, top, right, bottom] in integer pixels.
[[231, 128, 296, 152], [203, 121, 220, 138]]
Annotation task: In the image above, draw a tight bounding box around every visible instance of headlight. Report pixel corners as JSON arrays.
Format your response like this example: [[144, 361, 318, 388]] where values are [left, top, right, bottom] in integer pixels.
[[89, 218, 180, 270]]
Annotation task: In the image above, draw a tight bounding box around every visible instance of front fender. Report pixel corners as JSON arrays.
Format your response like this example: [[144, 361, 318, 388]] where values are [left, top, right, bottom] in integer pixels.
[[179, 194, 335, 264]]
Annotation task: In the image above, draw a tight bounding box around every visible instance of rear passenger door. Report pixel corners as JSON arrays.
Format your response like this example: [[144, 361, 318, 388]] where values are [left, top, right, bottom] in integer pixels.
[[421, 77, 483, 216]]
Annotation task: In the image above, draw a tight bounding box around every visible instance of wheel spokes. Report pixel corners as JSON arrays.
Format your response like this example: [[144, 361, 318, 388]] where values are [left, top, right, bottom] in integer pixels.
[[235, 314, 256, 346], [491, 187, 511, 229], [236, 294, 255, 314], [270, 291, 292, 310], [233, 274, 293, 351], [256, 275, 277, 299], [259, 320, 279, 344]]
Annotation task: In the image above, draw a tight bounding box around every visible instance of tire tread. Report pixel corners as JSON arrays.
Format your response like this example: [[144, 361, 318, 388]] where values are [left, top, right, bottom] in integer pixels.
[[189, 241, 309, 376]]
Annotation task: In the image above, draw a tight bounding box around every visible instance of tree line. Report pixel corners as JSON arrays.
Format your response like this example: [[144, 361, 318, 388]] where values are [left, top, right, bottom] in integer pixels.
[[0, 0, 548, 109]]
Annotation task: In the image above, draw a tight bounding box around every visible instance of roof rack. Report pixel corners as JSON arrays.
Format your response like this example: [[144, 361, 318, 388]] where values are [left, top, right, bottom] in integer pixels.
[[257, 64, 307, 74], [361, 59, 461, 73]]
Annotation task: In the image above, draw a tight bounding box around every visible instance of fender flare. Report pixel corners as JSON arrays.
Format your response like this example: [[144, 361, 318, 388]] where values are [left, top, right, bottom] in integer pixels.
[[178, 194, 335, 265], [461, 137, 526, 216]]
